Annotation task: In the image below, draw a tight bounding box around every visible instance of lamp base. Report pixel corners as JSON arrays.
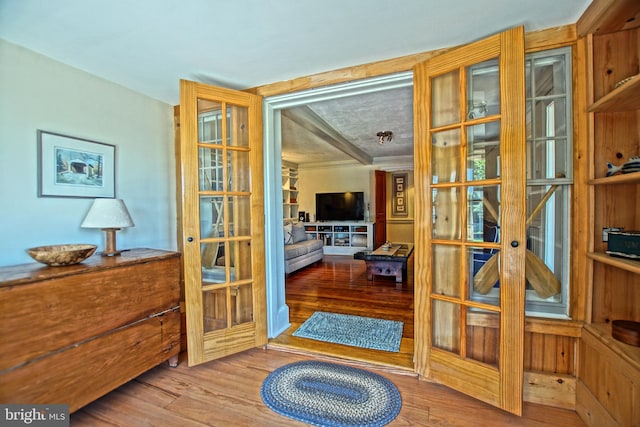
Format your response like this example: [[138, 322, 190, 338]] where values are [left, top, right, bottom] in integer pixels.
[[101, 228, 123, 256], [101, 249, 122, 257]]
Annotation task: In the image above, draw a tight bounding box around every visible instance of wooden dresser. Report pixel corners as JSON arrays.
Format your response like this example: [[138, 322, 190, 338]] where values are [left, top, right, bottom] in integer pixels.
[[0, 248, 181, 412]]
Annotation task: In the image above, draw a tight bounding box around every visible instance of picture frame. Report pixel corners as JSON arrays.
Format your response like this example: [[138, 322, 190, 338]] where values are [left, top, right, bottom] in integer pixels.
[[38, 130, 116, 198], [392, 173, 408, 217]]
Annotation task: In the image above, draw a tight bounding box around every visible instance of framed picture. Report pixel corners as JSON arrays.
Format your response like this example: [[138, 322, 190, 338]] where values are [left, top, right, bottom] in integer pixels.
[[38, 130, 116, 198], [392, 173, 408, 217]]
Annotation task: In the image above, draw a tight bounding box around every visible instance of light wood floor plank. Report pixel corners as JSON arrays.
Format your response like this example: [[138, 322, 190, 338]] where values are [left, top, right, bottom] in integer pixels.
[[73, 348, 585, 426]]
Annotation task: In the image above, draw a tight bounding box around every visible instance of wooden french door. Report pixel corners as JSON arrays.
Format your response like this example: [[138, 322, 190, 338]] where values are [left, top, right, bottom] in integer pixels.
[[413, 27, 526, 415], [179, 80, 267, 366]]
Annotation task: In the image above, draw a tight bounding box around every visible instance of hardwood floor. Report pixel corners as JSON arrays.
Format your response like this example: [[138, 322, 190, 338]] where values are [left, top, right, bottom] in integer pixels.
[[71, 255, 584, 426], [72, 348, 585, 426], [270, 255, 415, 370]]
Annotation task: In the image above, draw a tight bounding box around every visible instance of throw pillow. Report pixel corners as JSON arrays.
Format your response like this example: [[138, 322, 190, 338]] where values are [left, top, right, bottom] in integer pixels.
[[292, 223, 307, 243], [284, 223, 293, 245]]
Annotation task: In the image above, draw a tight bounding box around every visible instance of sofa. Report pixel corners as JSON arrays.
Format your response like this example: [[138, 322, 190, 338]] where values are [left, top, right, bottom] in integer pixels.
[[284, 221, 323, 274]]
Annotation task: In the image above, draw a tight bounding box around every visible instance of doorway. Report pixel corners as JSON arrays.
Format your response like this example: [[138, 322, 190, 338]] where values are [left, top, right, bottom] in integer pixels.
[[263, 72, 414, 364]]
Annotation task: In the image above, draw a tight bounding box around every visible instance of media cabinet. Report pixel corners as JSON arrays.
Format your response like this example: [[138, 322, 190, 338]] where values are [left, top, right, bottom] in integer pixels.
[[304, 222, 374, 255]]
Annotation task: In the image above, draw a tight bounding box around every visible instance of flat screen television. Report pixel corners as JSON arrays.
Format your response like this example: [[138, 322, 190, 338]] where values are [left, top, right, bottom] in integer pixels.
[[315, 192, 365, 221]]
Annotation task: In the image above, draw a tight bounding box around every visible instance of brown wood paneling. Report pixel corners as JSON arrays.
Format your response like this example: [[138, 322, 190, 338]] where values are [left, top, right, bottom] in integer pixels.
[[0, 250, 180, 371], [0, 249, 181, 412], [1, 311, 180, 413]]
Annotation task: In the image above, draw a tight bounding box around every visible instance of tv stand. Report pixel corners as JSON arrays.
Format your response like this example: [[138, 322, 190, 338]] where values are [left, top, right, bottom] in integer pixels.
[[303, 222, 374, 255]]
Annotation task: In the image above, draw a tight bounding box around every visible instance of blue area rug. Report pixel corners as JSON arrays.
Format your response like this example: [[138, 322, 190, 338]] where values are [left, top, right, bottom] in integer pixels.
[[292, 311, 403, 352], [261, 360, 402, 427]]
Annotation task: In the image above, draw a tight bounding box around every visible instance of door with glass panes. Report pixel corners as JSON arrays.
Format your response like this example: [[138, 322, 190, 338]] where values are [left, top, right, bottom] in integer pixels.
[[179, 80, 266, 366], [413, 27, 526, 415]]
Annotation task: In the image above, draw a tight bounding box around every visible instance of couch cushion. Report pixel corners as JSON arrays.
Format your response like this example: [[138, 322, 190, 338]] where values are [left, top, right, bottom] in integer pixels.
[[283, 239, 323, 260], [292, 222, 307, 243], [284, 223, 293, 244]]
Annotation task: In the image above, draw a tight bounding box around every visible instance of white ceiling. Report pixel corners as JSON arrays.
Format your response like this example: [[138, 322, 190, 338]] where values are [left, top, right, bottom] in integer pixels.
[[0, 0, 590, 165]]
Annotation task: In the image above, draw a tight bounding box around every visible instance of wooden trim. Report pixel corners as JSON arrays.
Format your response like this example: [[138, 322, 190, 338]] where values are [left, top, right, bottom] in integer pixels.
[[498, 26, 527, 416], [523, 371, 576, 410], [249, 25, 577, 98], [570, 35, 590, 322], [577, 0, 640, 36]]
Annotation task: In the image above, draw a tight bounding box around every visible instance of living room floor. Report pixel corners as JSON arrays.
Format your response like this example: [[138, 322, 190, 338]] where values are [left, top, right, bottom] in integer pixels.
[[269, 255, 415, 370]]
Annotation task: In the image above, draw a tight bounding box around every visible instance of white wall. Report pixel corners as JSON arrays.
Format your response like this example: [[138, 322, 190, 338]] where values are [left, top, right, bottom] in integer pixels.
[[298, 162, 374, 222], [0, 39, 177, 266]]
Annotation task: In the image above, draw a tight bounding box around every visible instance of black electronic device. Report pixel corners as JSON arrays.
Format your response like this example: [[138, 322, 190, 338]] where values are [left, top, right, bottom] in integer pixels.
[[315, 192, 364, 221]]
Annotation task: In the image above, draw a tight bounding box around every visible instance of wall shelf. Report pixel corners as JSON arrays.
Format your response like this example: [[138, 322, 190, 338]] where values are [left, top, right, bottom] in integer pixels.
[[589, 73, 640, 112], [588, 171, 640, 185], [587, 251, 640, 275]]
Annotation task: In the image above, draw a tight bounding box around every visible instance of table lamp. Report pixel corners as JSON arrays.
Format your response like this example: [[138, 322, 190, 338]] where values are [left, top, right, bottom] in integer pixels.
[[81, 198, 135, 256]]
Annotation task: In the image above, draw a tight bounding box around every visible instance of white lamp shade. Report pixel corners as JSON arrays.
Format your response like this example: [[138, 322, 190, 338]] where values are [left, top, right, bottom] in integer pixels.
[[81, 199, 135, 229]]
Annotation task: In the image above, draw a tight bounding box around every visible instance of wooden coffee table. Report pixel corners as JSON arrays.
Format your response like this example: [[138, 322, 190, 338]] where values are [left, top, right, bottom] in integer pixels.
[[354, 243, 414, 282]]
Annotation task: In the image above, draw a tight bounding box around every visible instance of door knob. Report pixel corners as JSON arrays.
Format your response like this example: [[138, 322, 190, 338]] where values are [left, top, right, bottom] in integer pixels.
[[510, 240, 519, 247], [187, 237, 194, 242]]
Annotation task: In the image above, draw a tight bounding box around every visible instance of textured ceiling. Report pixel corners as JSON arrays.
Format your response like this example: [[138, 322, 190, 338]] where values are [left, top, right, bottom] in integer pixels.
[[281, 86, 414, 165]]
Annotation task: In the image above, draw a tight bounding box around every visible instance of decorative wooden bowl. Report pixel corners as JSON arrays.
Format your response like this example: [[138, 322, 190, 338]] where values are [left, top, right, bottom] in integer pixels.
[[612, 320, 640, 347], [27, 244, 97, 267]]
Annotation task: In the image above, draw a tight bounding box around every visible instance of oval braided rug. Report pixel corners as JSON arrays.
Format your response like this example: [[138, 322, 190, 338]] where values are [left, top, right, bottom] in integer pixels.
[[260, 360, 402, 426]]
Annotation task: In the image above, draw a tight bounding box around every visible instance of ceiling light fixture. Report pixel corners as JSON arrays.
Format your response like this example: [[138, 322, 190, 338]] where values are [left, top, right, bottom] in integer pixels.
[[376, 130, 393, 144]]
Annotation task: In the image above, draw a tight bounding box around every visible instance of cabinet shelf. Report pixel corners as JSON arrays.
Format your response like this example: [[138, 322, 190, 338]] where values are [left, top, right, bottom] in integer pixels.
[[589, 171, 640, 185], [587, 251, 640, 274], [584, 322, 640, 372], [589, 73, 640, 112]]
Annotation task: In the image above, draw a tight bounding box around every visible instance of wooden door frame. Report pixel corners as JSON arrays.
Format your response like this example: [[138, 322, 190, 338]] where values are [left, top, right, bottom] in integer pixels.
[[374, 170, 387, 247]]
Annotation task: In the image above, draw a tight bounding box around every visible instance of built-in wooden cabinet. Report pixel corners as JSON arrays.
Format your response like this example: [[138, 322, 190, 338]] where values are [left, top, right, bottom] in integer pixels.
[[576, 1, 640, 426]]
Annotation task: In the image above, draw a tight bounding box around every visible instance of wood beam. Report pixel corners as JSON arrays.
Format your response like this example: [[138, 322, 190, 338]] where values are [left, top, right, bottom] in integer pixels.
[[282, 106, 373, 165]]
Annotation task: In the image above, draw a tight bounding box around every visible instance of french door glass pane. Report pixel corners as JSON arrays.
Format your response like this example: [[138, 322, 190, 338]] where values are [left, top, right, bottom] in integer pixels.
[[432, 299, 460, 354], [467, 59, 500, 119], [229, 195, 251, 237], [228, 150, 251, 192], [431, 128, 461, 183], [469, 247, 500, 306], [200, 196, 225, 239], [227, 104, 249, 147], [231, 284, 253, 326], [467, 185, 500, 243], [466, 308, 499, 367], [466, 122, 500, 181], [432, 244, 461, 298], [198, 100, 223, 145], [432, 187, 461, 240], [198, 147, 224, 191], [201, 242, 226, 284], [432, 70, 460, 127], [203, 289, 227, 333], [228, 240, 253, 282]]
